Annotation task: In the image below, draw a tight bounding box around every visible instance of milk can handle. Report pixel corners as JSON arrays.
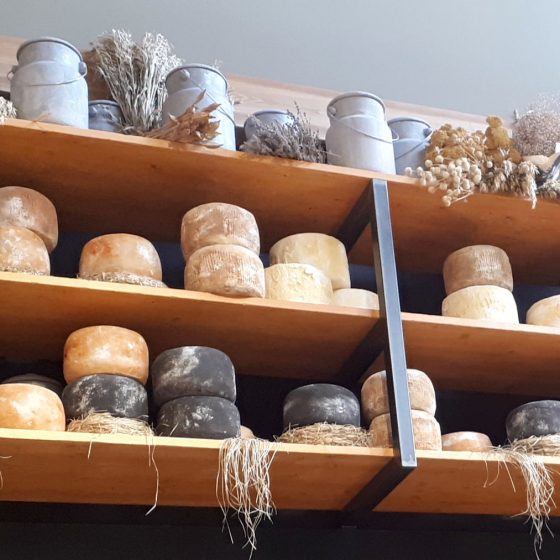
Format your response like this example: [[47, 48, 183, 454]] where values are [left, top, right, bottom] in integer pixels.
[[328, 107, 399, 144], [78, 61, 87, 78], [7, 65, 17, 80]]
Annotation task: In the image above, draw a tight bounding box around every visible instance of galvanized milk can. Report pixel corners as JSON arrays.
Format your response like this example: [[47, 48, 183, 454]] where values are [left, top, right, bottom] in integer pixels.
[[88, 100, 124, 132], [244, 110, 293, 139], [325, 91, 395, 173], [10, 37, 88, 128], [388, 117, 433, 175], [162, 64, 236, 150]]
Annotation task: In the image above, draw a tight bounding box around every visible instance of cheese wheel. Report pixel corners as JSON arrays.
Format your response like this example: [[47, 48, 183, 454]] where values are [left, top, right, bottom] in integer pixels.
[[443, 245, 513, 295], [527, 296, 560, 327], [506, 400, 560, 442], [63, 326, 149, 385], [1, 374, 63, 397], [79, 234, 163, 284], [181, 203, 260, 259], [442, 285, 519, 323], [369, 411, 442, 451], [265, 263, 333, 304], [151, 346, 236, 407], [269, 233, 350, 290], [442, 431, 492, 452], [0, 186, 58, 252], [241, 426, 255, 439], [361, 369, 436, 424], [157, 396, 241, 439], [0, 225, 50, 275], [0, 384, 65, 430], [185, 244, 265, 298], [332, 288, 379, 310]]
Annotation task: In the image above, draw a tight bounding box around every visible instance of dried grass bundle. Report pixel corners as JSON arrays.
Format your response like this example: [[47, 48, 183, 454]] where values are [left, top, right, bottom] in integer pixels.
[[67, 412, 154, 436], [277, 423, 371, 447], [0, 266, 48, 275], [78, 271, 167, 289], [217, 437, 276, 554], [93, 29, 181, 134], [0, 97, 16, 123]]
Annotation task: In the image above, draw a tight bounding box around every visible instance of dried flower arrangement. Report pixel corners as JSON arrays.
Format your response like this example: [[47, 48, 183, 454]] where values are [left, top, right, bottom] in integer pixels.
[[241, 106, 326, 163], [0, 97, 16, 123]]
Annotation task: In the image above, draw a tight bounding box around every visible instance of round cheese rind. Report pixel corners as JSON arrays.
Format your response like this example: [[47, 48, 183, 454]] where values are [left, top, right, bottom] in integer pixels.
[[63, 325, 149, 385], [265, 263, 333, 304], [442, 285, 519, 323], [442, 431, 492, 452], [181, 203, 260, 259], [443, 245, 513, 295], [361, 369, 436, 424], [269, 233, 350, 290], [506, 400, 560, 442], [0, 186, 58, 252], [332, 288, 379, 310], [0, 384, 65, 430], [240, 426, 255, 439], [527, 295, 560, 327], [185, 244, 265, 298], [369, 410, 442, 451], [1, 374, 63, 397], [79, 233, 163, 281], [0, 225, 50, 275]]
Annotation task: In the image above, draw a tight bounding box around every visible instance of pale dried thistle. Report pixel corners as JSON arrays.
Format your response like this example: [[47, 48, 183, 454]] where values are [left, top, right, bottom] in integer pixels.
[[0, 97, 16, 123]]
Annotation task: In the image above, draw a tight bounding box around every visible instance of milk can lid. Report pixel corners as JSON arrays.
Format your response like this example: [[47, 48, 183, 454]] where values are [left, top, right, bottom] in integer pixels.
[[327, 91, 386, 113], [17, 37, 83, 61]]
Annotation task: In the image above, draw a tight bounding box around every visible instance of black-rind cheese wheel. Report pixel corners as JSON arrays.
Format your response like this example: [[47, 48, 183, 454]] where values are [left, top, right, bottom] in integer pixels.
[[62, 374, 148, 420], [151, 346, 236, 407], [506, 400, 560, 442], [156, 396, 240, 439], [283, 384, 360, 429]]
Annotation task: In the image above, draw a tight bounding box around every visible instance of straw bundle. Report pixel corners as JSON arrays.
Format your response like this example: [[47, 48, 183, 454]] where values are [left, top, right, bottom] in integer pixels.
[[277, 423, 371, 447], [0, 98, 16, 123], [78, 272, 167, 289], [67, 412, 154, 436]]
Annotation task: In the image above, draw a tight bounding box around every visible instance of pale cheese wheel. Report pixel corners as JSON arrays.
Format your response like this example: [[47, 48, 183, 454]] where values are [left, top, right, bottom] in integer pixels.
[[0, 186, 58, 252], [0, 384, 65, 430], [240, 426, 255, 439], [361, 369, 436, 424], [332, 288, 379, 310], [527, 295, 560, 327], [443, 245, 513, 295], [0, 225, 50, 275], [63, 325, 149, 385], [79, 233, 163, 282], [441, 431, 492, 452], [185, 244, 265, 298], [369, 411, 442, 451], [181, 202, 260, 259], [265, 263, 332, 304], [269, 233, 350, 290], [442, 285, 519, 323]]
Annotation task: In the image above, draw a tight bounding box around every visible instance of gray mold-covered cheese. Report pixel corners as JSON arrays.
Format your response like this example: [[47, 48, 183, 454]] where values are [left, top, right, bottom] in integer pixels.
[[506, 400, 560, 442]]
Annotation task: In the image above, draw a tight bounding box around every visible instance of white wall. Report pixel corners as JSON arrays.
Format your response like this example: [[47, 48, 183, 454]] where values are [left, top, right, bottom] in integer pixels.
[[1, 0, 558, 116]]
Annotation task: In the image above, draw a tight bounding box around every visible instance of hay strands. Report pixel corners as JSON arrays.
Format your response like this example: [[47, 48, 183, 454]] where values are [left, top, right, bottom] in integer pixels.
[[277, 422, 371, 447]]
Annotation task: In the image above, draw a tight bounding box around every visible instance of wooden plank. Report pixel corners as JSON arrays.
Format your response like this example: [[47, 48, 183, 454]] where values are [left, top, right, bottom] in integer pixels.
[[0, 272, 377, 380]]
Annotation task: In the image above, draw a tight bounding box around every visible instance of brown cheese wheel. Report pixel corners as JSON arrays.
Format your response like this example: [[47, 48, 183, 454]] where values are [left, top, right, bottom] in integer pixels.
[[441, 431, 492, 452], [443, 245, 513, 295], [63, 325, 149, 384], [240, 426, 255, 439], [369, 411, 442, 451], [0, 186, 58, 252], [0, 384, 65, 430], [527, 296, 560, 328], [0, 225, 50, 275], [361, 369, 436, 424], [265, 263, 333, 304]]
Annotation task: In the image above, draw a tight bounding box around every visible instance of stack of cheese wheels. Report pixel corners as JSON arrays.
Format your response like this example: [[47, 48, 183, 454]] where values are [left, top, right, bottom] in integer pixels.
[[61, 326, 149, 421], [79, 233, 165, 288], [442, 431, 492, 452], [152, 346, 241, 439], [362, 369, 441, 450], [527, 295, 560, 327], [182, 203, 265, 298], [442, 245, 518, 323], [506, 400, 560, 442], [0, 186, 58, 275]]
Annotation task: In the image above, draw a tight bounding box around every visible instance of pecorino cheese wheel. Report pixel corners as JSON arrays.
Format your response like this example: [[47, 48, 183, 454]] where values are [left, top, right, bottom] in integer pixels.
[[527, 296, 560, 328], [443, 245, 513, 295], [157, 396, 241, 439], [181, 203, 260, 259], [269, 233, 351, 290], [0, 225, 50, 275], [369, 410, 442, 451], [0, 186, 58, 252], [1, 374, 63, 397], [442, 431, 493, 452], [63, 326, 149, 385], [283, 384, 360, 429], [0, 384, 65, 430], [506, 400, 560, 442], [151, 346, 236, 407], [240, 426, 255, 439], [185, 244, 265, 298], [361, 369, 436, 424], [265, 263, 333, 304], [332, 288, 379, 310], [79, 233, 164, 286], [62, 374, 148, 420], [442, 285, 519, 323]]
